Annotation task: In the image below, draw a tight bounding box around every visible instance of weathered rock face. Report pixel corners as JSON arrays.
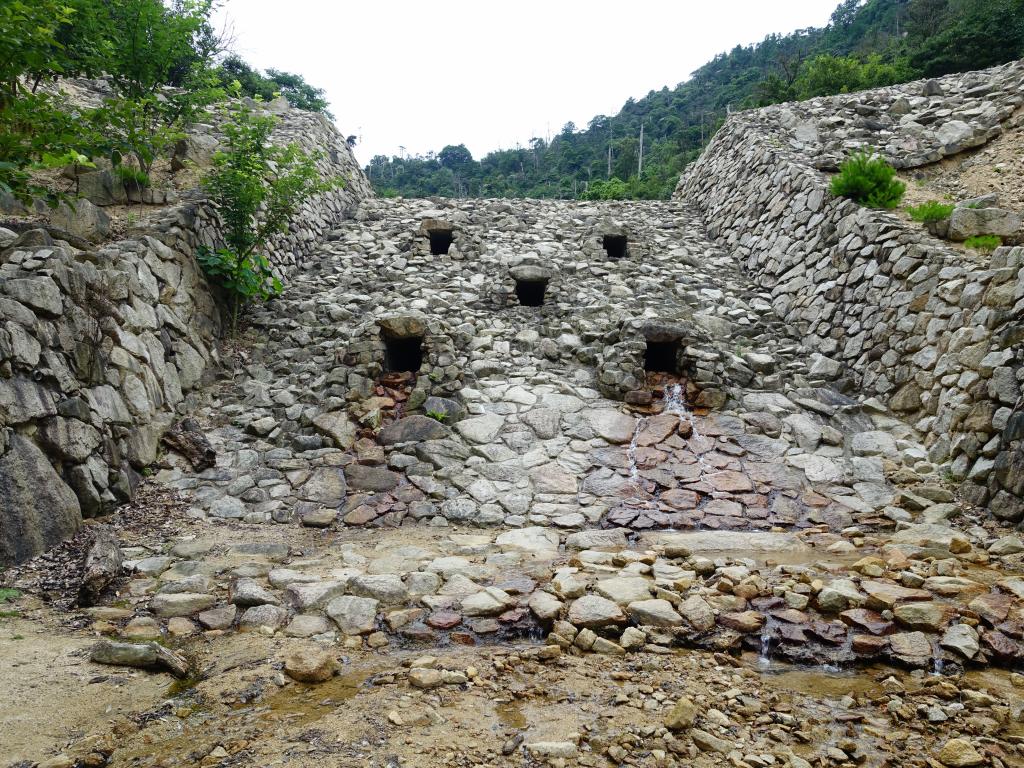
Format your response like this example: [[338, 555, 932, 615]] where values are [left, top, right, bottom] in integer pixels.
[[0, 433, 82, 564], [946, 206, 1022, 241], [675, 60, 1024, 514], [0, 102, 372, 565]]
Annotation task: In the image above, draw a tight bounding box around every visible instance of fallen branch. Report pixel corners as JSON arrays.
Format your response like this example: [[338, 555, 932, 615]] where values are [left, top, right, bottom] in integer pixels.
[[162, 417, 216, 471]]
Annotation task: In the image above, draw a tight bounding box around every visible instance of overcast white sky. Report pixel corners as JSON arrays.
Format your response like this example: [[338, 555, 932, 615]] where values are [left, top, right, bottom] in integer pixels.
[[213, 1, 838, 166]]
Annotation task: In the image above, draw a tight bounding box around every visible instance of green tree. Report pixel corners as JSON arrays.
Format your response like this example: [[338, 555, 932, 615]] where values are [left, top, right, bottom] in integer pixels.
[[581, 177, 628, 200], [0, 1, 75, 103], [199, 106, 339, 329], [830, 152, 905, 209], [265, 69, 331, 115], [87, 0, 223, 187], [911, 0, 1024, 76], [104, 0, 219, 100], [795, 54, 865, 97], [0, 1, 100, 202], [439, 144, 473, 173], [215, 55, 333, 116]]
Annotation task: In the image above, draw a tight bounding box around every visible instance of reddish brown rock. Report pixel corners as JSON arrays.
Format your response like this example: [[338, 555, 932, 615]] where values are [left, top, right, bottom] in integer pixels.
[[636, 414, 679, 446], [718, 611, 765, 633], [426, 610, 462, 629], [807, 621, 847, 645], [770, 608, 809, 624], [840, 609, 894, 636], [981, 629, 1024, 661], [344, 505, 380, 525], [660, 489, 700, 510], [634, 447, 669, 469], [852, 634, 889, 656], [777, 623, 807, 643], [969, 592, 1014, 626], [708, 470, 754, 493]]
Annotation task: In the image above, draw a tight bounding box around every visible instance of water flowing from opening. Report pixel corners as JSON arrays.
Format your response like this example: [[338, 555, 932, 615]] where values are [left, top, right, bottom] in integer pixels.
[[662, 383, 713, 481], [663, 383, 688, 416], [627, 416, 648, 485]]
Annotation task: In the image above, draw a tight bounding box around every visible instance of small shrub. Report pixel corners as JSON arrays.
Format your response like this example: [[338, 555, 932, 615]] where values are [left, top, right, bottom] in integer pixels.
[[580, 177, 628, 201], [830, 152, 905, 209], [200, 104, 340, 330], [906, 201, 954, 222], [963, 235, 1002, 252], [115, 164, 151, 188], [425, 410, 448, 423]]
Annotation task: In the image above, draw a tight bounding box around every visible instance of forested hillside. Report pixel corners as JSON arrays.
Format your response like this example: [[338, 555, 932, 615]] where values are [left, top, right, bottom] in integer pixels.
[[367, 0, 1024, 200]]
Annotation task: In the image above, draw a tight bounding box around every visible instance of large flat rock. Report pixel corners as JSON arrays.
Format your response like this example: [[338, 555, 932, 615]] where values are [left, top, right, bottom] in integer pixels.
[[639, 530, 806, 553]]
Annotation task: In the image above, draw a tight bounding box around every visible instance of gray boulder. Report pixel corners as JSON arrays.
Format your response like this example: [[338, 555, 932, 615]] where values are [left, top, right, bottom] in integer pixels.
[[0, 434, 82, 565], [947, 206, 1021, 241], [50, 198, 111, 243], [77, 170, 125, 206], [171, 133, 220, 172], [377, 415, 450, 445]]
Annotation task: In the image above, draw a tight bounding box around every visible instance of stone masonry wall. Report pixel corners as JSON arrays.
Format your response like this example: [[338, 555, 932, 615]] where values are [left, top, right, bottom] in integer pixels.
[[675, 60, 1024, 521], [0, 103, 372, 565]]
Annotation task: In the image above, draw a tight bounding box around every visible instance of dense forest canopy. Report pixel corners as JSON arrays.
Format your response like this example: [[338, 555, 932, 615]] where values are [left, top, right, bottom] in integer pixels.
[[366, 0, 1024, 201]]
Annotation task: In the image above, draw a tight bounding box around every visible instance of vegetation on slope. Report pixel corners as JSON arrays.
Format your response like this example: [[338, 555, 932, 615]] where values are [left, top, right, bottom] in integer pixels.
[[0, 0, 331, 205], [0, 0, 335, 317], [366, 0, 1024, 201]]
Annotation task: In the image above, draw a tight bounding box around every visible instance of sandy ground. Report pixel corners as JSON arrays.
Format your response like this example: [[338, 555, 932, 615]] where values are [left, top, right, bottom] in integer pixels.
[[0, 612, 169, 764]]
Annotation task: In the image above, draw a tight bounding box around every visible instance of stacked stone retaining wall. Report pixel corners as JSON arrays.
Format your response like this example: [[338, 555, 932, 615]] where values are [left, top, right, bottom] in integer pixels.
[[675, 60, 1024, 520], [0, 104, 372, 564]]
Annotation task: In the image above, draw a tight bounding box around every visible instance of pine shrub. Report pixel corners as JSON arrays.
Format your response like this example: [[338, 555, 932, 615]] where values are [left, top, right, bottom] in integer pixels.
[[906, 200, 954, 222], [964, 235, 1002, 252], [830, 152, 905, 209]]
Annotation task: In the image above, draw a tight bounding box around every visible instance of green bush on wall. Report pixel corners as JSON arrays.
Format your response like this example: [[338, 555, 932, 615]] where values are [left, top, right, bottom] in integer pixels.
[[830, 152, 905, 209], [964, 235, 1002, 252], [906, 201, 954, 222]]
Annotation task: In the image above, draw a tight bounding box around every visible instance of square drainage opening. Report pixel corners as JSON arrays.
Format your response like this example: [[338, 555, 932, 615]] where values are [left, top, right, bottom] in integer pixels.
[[515, 279, 548, 307], [603, 234, 627, 259], [383, 335, 424, 372], [644, 339, 680, 373], [428, 229, 453, 256]]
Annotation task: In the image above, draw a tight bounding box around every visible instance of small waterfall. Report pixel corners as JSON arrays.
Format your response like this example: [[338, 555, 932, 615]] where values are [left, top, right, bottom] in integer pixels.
[[931, 638, 945, 676], [662, 383, 712, 480], [757, 616, 778, 669], [627, 416, 648, 485], [663, 383, 688, 415]]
